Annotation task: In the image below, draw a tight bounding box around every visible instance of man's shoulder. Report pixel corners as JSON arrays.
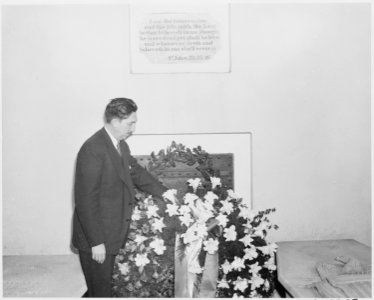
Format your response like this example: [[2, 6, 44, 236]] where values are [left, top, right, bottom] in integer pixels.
[[86, 128, 106, 143], [79, 128, 107, 153]]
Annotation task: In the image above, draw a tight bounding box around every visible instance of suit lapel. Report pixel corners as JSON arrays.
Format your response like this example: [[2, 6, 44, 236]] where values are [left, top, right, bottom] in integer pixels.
[[119, 140, 135, 190], [100, 128, 135, 199], [100, 128, 127, 183]]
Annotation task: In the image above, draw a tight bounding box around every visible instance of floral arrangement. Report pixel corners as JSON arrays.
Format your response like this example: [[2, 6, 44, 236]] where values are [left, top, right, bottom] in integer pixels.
[[216, 204, 278, 298], [162, 176, 278, 298], [112, 192, 175, 297], [112, 142, 278, 298]]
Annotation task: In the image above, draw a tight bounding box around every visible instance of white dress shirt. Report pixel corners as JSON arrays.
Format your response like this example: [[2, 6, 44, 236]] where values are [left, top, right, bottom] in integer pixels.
[[104, 126, 120, 151]]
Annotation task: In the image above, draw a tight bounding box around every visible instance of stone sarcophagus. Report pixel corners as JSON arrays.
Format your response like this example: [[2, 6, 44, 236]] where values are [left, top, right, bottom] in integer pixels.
[[135, 153, 234, 194]]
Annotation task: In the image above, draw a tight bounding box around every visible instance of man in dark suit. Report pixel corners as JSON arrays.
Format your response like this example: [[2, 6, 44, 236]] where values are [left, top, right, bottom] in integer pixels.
[[72, 98, 167, 297]]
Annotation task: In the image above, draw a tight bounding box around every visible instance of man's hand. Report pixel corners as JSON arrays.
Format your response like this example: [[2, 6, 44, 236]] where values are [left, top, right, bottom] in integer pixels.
[[92, 244, 106, 264]]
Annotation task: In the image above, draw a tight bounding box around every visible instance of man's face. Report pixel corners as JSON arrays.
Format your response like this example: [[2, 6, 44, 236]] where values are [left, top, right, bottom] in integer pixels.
[[117, 112, 137, 140]]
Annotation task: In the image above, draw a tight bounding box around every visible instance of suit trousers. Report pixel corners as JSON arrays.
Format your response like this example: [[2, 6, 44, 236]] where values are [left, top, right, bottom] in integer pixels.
[[79, 251, 116, 297]]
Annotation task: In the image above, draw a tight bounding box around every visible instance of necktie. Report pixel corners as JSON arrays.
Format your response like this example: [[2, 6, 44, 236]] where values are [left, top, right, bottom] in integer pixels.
[[116, 141, 122, 156]]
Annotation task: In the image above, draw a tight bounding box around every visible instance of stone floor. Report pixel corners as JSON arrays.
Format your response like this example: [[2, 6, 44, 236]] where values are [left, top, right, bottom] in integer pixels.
[[3, 254, 86, 297], [3, 254, 284, 298]]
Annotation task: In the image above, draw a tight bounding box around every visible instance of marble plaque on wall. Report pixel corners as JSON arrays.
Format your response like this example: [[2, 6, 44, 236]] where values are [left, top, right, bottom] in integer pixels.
[[129, 4, 231, 73]]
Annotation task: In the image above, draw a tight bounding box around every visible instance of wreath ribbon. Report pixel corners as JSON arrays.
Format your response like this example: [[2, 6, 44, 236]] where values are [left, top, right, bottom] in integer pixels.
[[174, 234, 219, 298]]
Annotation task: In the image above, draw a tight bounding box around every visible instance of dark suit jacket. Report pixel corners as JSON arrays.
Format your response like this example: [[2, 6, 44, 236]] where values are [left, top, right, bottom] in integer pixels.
[[72, 128, 167, 255]]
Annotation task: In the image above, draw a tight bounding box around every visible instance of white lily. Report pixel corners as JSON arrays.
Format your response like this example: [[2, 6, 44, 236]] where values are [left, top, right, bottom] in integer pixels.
[[165, 203, 179, 217], [249, 261, 262, 275], [216, 213, 229, 227], [217, 278, 230, 289], [162, 189, 178, 204], [220, 199, 234, 215], [233, 276, 249, 293], [146, 205, 159, 219], [223, 225, 237, 241], [210, 176, 222, 189], [203, 238, 219, 254], [134, 235, 148, 245], [134, 253, 150, 268], [179, 213, 194, 227], [184, 193, 199, 206], [221, 259, 233, 274], [149, 238, 166, 255], [131, 206, 142, 221], [187, 178, 202, 192], [152, 217, 166, 232], [227, 189, 237, 199], [239, 234, 254, 247], [204, 191, 218, 206], [118, 262, 130, 276], [231, 256, 245, 271], [243, 247, 258, 260], [179, 204, 191, 215], [249, 275, 265, 290]]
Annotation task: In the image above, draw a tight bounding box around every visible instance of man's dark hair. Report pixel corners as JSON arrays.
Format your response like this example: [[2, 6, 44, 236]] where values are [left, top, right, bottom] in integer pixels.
[[104, 98, 138, 123]]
